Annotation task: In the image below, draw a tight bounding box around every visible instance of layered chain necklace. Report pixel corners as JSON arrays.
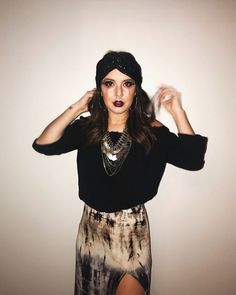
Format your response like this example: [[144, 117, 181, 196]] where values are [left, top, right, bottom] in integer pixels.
[[101, 129, 132, 176]]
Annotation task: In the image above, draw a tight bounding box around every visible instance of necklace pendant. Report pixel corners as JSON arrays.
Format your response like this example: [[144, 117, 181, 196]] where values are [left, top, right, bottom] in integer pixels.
[[107, 153, 117, 161]]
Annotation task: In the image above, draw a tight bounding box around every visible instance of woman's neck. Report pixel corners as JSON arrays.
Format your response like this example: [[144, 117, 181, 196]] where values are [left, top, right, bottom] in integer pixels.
[[108, 113, 128, 132]]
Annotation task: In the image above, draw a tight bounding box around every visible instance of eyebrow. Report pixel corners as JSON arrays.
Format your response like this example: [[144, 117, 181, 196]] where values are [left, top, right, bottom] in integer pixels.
[[102, 78, 135, 82]]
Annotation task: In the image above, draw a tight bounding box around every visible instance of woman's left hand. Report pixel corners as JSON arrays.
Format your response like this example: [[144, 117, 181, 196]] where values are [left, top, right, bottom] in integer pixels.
[[157, 85, 195, 134], [157, 85, 184, 116]]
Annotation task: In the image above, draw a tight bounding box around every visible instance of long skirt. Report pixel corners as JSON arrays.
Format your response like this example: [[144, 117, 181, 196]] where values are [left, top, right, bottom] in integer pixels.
[[74, 203, 152, 295]]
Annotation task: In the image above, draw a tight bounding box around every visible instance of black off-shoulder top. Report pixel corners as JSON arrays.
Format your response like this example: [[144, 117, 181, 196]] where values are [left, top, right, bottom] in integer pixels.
[[32, 117, 208, 212]]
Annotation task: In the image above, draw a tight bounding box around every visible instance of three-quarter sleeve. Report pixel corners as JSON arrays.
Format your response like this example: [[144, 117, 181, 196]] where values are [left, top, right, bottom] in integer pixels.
[[32, 116, 87, 155], [156, 126, 208, 171]]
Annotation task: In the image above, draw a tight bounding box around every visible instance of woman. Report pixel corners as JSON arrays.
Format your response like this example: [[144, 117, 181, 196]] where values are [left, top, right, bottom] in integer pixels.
[[32, 51, 208, 295]]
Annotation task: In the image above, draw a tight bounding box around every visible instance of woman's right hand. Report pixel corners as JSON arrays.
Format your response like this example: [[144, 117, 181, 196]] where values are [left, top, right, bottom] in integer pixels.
[[72, 88, 96, 114], [34, 89, 96, 145]]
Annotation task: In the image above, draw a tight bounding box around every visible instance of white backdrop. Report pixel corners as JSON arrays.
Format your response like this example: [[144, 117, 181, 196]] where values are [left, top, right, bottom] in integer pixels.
[[1, 0, 236, 294]]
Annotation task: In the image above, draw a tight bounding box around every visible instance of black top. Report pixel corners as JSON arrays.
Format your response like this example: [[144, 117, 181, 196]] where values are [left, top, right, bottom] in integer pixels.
[[32, 117, 208, 212]]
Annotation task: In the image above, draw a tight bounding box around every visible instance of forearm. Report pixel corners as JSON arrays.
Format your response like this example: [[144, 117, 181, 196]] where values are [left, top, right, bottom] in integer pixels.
[[171, 108, 195, 135], [35, 102, 84, 145]]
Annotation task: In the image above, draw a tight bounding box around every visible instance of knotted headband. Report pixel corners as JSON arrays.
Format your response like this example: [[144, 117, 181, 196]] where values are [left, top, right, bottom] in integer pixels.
[[95, 51, 143, 88]]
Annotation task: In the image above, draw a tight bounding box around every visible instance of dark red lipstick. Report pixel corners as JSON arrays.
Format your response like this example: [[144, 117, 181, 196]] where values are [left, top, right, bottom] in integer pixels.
[[113, 101, 124, 107]]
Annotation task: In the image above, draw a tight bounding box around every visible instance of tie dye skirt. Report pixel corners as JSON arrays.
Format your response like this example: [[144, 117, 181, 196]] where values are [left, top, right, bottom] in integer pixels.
[[74, 203, 152, 295]]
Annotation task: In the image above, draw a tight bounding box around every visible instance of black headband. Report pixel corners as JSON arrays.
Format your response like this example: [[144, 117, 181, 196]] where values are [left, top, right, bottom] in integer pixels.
[[95, 51, 143, 88]]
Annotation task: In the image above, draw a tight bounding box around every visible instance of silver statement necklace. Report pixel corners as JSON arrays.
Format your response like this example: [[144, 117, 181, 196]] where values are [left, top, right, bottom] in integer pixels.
[[101, 129, 132, 176]]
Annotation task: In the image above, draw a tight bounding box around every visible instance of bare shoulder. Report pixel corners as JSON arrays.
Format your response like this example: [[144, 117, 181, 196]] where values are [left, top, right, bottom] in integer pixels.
[[150, 119, 163, 128]]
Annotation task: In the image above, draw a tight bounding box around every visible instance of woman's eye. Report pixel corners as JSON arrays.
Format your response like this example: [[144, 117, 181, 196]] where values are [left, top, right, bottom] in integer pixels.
[[124, 81, 135, 87], [102, 80, 113, 87]]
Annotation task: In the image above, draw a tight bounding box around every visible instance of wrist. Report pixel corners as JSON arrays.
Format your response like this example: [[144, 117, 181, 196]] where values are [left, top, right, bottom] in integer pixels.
[[68, 101, 86, 117]]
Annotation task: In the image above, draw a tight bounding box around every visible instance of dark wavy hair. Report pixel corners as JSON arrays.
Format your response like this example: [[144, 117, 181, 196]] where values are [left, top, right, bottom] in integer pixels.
[[83, 87, 157, 155]]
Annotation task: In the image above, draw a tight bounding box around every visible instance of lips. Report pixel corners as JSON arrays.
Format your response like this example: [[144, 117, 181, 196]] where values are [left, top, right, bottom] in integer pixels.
[[113, 100, 124, 107]]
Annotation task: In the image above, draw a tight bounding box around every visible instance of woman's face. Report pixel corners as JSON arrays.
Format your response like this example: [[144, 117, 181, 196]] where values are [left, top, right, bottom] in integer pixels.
[[100, 69, 136, 116]]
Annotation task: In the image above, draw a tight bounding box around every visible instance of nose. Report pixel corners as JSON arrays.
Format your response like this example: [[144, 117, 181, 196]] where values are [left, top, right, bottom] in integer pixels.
[[115, 84, 123, 99]]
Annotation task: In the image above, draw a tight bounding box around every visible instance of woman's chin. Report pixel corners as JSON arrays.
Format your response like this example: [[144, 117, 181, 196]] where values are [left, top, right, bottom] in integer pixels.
[[108, 107, 129, 115]]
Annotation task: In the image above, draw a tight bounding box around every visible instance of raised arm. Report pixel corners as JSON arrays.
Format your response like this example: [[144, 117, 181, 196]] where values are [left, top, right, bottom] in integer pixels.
[[35, 90, 95, 145], [157, 85, 195, 135], [156, 85, 207, 170]]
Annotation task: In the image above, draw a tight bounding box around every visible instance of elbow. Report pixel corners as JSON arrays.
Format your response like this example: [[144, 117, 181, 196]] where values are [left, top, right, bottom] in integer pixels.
[[171, 156, 206, 171], [32, 139, 62, 156], [185, 159, 206, 171]]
